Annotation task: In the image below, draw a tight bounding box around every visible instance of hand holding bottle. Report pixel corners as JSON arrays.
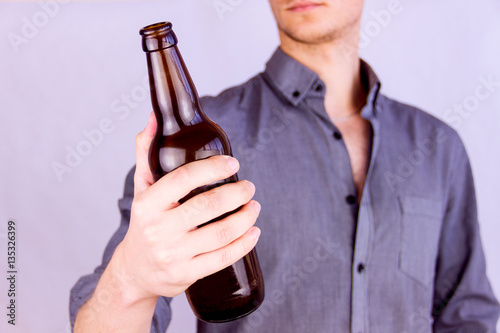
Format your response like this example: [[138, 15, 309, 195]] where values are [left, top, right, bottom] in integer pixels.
[[74, 114, 261, 332], [112, 113, 262, 302]]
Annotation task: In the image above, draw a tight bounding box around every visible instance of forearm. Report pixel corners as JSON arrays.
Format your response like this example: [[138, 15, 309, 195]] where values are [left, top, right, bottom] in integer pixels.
[[74, 251, 158, 333]]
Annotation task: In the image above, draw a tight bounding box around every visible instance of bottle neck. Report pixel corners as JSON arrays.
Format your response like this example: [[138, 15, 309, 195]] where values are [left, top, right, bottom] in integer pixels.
[[146, 45, 205, 136]]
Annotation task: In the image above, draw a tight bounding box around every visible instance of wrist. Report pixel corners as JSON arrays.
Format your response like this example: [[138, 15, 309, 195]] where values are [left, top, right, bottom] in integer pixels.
[[103, 243, 158, 309], [75, 246, 159, 333]]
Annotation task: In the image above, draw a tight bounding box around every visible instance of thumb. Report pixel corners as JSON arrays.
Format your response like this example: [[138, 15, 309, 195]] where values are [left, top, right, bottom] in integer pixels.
[[134, 111, 156, 196]]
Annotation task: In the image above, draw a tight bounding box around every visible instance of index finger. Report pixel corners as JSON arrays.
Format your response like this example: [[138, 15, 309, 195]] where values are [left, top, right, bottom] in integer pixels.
[[142, 155, 240, 211]]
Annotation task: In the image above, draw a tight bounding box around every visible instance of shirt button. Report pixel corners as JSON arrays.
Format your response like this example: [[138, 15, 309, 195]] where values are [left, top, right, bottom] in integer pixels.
[[333, 131, 342, 140], [345, 195, 356, 205], [357, 263, 365, 273], [315, 84, 323, 92], [292, 90, 300, 98]]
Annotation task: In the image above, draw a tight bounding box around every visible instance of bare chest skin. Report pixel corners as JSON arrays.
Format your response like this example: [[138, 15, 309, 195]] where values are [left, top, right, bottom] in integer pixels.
[[333, 115, 372, 202]]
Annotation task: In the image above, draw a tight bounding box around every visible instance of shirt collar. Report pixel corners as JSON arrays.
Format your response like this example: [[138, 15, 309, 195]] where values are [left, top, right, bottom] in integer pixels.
[[264, 47, 382, 115], [360, 60, 382, 120]]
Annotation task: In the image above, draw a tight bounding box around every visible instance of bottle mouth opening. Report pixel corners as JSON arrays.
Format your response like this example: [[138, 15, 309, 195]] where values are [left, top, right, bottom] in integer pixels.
[[140, 21, 177, 52], [139, 22, 172, 36]]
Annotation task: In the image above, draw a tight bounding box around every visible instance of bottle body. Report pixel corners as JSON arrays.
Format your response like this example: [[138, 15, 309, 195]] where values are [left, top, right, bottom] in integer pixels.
[[140, 22, 264, 323]]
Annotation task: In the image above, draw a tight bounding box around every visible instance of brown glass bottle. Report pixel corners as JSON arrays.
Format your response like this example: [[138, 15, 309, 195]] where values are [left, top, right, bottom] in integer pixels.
[[139, 22, 264, 323]]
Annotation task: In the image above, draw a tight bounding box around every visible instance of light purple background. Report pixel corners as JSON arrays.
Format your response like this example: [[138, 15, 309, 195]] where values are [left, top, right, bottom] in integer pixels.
[[0, 1, 499, 332]]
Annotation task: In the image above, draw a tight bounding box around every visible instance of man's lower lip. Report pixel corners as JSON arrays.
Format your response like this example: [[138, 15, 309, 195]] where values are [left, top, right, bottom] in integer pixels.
[[288, 4, 322, 12]]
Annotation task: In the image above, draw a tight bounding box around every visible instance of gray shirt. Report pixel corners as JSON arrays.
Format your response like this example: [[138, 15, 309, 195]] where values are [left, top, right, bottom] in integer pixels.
[[70, 48, 499, 332]]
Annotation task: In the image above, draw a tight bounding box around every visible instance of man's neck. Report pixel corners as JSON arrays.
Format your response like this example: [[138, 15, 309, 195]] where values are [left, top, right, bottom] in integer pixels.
[[278, 30, 367, 119]]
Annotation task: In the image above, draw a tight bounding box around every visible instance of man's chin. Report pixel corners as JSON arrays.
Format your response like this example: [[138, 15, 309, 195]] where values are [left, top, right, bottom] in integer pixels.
[[282, 27, 339, 45]]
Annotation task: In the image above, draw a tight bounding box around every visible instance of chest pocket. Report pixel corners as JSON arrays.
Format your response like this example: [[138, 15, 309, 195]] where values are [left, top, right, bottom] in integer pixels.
[[398, 196, 443, 287]]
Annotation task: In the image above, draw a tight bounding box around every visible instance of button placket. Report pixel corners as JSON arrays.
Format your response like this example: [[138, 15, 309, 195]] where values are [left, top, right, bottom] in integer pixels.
[[346, 195, 357, 205], [351, 198, 373, 333]]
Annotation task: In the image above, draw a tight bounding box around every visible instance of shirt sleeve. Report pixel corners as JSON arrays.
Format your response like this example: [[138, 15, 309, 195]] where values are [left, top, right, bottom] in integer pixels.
[[432, 139, 500, 332], [69, 166, 173, 333]]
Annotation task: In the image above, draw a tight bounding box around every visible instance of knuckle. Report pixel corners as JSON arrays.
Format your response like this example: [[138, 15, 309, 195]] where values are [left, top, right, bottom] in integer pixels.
[[215, 223, 232, 244], [178, 204, 199, 223], [157, 250, 187, 285], [219, 247, 233, 267], [143, 225, 159, 245], [158, 249, 176, 267], [164, 268, 184, 285], [240, 237, 250, 255], [182, 269, 197, 286], [203, 190, 222, 213], [170, 166, 191, 184]]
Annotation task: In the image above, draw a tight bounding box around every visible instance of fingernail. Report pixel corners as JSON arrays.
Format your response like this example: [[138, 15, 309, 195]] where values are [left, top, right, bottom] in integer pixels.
[[246, 181, 255, 194], [250, 227, 261, 240], [251, 201, 261, 213], [227, 157, 239, 171]]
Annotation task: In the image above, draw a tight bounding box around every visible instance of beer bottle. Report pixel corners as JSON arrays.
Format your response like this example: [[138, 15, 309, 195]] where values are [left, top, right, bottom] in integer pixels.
[[139, 22, 265, 323]]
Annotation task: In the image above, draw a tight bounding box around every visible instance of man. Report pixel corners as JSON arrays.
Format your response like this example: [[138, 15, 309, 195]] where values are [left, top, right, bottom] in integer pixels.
[[70, 0, 500, 332]]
